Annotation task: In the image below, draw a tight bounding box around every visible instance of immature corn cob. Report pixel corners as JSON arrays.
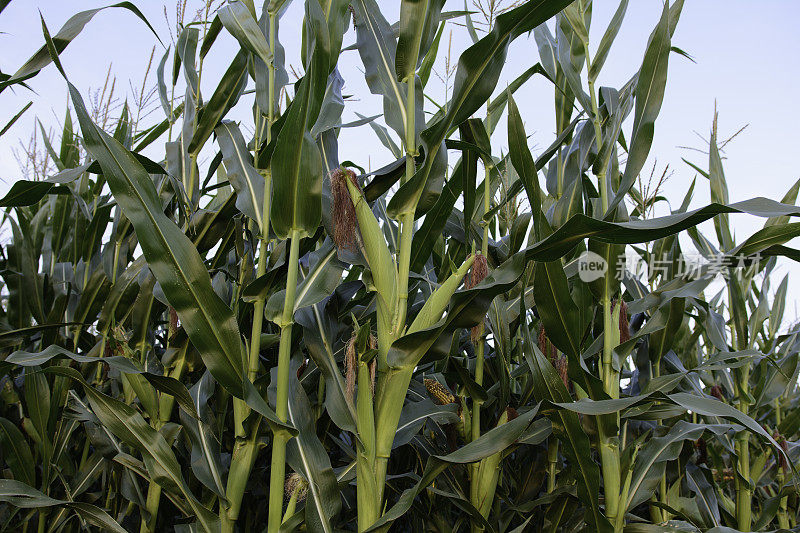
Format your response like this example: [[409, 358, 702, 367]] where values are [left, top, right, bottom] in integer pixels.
[[331, 167, 360, 250], [538, 326, 569, 389], [345, 331, 377, 403], [466, 253, 489, 343], [709, 385, 725, 401], [774, 431, 789, 475], [611, 298, 631, 343], [345, 332, 357, 404]]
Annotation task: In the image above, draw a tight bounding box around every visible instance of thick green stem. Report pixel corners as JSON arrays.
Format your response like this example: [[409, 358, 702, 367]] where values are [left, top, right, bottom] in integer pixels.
[[247, 172, 272, 383], [37, 510, 46, 533], [615, 443, 640, 532], [469, 336, 485, 511], [774, 399, 789, 528], [586, 40, 623, 529], [652, 361, 670, 522], [140, 345, 187, 533], [371, 66, 421, 514], [222, 421, 261, 533], [357, 359, 378, 531], [735, 364, 752, 531], [547, 439, 559, 493], [394, 213, 413, 334], [267, 231, 302, 533], [777, 466, 789, 529], [469, 142, 493, 525], [599, 436, 621, 527], [471, 333, 486, 441], [394, 76, 418, 335], [140, 484, 162, 533], [373, 366, 415, 509], [474, 411, 509, 526], [225, 12, 278, 531]]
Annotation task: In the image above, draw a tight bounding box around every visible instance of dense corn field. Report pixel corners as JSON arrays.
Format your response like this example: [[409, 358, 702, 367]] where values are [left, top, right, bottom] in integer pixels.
[[0, 0, 798, 531]]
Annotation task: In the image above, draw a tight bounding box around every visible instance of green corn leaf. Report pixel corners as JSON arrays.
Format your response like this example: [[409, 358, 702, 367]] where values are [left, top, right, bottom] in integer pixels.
[[395, 0, 445, 82], [215, 121, 266, 231], [387, 0, 573, 220], [626, 421, 734, 510], [219, 0, 272, 66], [407, 254, 474, 334], [668, 392, 791, 466], [408, 156, 465, 273], [23, 368, 51, 463], [180, 372, 227, 500], [418, 21, 444, 87], [393, 399, 459, 449], [685, 463, 720, 528], [189, 49, 248, 156], [608, 0, 680, 215], [485, 64, 550, 135], [44, 366, 219, 531], [296, 305, 358, 434], [52, 65, 289, 432], [0, 100, 32, 138], [351, 0, 416, 139], [156, 45, 171, 118], [534, 260, 582, 357], [67, 80, 248, 398], [199, 15, 223, 59], [270, 0, 331, 239], [0, 180, 53, 207], [523, 198, 800, 263], [265, 243, 343, 321], [523, 329, 610, 533], [588, 0, 629, 81], [284, 360, 341, 532], [365, 404, 541, 531], [0, 479, 127, 533], [764, 177, 800, 228], [1, 2, 161, 91], [7, 345, 200, 420], [0, 418, 35, 487], [507, 95, 544, 239]]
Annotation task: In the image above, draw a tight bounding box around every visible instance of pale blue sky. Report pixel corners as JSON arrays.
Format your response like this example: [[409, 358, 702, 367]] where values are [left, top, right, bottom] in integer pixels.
[[2, 1, 799, 319]]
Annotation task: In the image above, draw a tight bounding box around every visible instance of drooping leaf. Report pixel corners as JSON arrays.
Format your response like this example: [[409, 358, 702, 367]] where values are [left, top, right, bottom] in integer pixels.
[[1, 2, 161, 91]]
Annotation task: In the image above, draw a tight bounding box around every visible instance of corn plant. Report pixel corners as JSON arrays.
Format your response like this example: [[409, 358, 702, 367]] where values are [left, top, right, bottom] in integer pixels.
[[0, 0, 799, 532]]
